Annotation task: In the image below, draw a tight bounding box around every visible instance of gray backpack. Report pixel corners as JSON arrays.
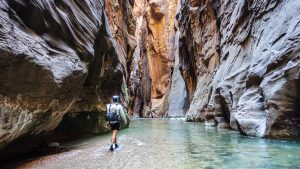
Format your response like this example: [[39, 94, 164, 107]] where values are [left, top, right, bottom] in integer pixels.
[[106, 104, 121, 123]]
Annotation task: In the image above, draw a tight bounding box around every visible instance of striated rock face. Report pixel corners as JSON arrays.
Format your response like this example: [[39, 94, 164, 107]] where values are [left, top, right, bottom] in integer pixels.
[[179, 0, 220, 122], [130, 0, 300, 137], [166, 0, 189, 117], [129, 0, 178, 117], [0, 0, 134, 158], [178, 0, 300, 137]]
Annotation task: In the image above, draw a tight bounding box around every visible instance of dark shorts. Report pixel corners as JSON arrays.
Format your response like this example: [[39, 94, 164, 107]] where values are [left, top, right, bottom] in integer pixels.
[[110, 122, 121, 131]]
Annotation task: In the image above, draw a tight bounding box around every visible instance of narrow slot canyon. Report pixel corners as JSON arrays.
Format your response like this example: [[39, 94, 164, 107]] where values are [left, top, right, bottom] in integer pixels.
[[0, 0, 300, 168]]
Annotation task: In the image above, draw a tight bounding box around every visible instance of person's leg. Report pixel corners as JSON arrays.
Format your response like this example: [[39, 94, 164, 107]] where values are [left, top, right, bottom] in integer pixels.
[[112, 130, 118, 144], [109, 123, 116, 151], [114, 130, 118, 146], [109, 123, 120, 151], [109, 130, 116, 151], [114, 123, 120, 148]]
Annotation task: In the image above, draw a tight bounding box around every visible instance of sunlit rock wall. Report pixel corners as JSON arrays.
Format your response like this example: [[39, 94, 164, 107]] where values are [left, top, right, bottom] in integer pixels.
[[179, 0, 300, 137], [0, 0, 134, 158], [130, 0, 178, 117]]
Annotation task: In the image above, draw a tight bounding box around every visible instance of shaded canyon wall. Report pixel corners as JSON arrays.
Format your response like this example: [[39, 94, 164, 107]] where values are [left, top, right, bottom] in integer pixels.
[[178, 0, 300, 137], [0, 0, 135, 159]]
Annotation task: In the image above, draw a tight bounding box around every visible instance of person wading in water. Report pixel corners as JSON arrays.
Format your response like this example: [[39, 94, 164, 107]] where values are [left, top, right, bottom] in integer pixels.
[[106, 95, 127, 151]]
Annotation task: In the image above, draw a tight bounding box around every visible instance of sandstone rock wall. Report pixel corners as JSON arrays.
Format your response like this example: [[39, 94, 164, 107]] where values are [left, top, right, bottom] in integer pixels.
[[166, 0, 189, 117], [129, 0, 178, 117], [0, 0, 134, 158], [178, 0, 300, 137]]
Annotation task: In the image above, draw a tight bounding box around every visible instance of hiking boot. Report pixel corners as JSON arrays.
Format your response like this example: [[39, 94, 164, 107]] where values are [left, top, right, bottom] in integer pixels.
[[115, 144, 119, 149], [109, 145, 114, 151]]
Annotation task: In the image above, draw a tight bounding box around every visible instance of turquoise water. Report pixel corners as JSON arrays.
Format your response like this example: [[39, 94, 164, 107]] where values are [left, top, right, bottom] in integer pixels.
[[7, 119, 300, 169]]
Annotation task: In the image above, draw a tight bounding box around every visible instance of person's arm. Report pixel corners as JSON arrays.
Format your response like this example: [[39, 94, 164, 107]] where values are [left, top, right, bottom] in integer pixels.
[[119, 105, 127, 125]]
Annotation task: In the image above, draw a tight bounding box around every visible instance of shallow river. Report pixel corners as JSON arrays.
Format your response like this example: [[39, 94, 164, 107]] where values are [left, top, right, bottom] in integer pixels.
[[4, 119, 300, 169]]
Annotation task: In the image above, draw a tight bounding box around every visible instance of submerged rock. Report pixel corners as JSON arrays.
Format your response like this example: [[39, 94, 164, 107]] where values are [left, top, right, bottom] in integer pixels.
[[48, 142, 60, 148]]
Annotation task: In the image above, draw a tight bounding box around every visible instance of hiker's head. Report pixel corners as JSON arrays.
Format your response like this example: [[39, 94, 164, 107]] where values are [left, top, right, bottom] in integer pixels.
[[112, 95, 120, 103]]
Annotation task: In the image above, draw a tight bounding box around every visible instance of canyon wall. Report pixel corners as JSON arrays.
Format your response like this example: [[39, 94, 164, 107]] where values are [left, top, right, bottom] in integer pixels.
[[0, 0, 299, 160], [0, 0, 134, 158], [131, 0, 300, 138], [129, 0, 180, 117], [177, 0, 300, 137]]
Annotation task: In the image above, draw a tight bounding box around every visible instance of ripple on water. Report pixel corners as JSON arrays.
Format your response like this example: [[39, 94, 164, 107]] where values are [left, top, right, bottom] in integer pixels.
[[4, 119, 300, 169]]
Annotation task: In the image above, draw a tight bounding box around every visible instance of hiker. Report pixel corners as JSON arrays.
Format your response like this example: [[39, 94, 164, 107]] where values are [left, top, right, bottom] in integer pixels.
[[106, 95, 127, 151]]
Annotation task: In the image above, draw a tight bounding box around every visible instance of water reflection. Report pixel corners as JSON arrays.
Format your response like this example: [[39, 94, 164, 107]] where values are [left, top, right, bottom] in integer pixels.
[[139, 120, 300, 169]]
